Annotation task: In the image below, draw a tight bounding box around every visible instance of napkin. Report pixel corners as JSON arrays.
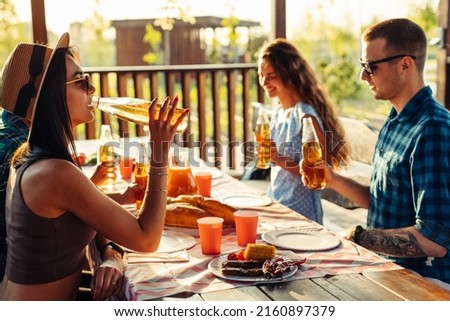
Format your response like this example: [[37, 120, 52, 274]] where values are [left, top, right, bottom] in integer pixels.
[[126, 250, 190, 264]]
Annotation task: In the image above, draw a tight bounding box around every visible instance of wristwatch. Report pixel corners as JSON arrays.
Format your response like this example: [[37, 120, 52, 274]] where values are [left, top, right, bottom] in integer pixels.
[[100, 241, 125, 260], [353, 225, 364, 245]]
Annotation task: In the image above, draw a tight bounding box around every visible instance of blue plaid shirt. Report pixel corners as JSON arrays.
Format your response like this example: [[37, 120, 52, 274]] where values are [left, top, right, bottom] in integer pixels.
[[369, 86, 450, 283], [0, 110, 29, 281]]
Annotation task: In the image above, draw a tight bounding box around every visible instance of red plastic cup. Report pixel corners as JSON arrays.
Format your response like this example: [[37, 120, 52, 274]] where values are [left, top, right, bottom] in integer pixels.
[[197, 217, 223, 255], [119, 156, 133, 180], [234, 210, 259, 246], [195, 172, 212, 197]]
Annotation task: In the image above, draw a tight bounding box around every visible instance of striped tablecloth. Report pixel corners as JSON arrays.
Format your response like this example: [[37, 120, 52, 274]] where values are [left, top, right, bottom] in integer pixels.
[[118, 170, 402, 301]]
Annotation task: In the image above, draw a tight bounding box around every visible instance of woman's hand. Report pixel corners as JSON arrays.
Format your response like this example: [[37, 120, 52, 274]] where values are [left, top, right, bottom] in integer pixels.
[[148, 97, 189, 163], [89, 164, 110, 186], [90, 250, 124, 300], [268, 140, 278, 163], [106, 182, 141, 205]]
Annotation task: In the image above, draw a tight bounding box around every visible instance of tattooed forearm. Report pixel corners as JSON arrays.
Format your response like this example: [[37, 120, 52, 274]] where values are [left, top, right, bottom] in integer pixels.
[[359, 229, 427, 257]]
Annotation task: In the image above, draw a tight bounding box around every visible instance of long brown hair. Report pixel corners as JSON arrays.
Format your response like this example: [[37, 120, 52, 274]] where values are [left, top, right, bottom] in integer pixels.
[[258, 38, 351, 169]]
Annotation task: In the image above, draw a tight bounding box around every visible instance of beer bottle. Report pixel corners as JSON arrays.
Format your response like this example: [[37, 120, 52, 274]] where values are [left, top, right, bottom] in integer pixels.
[[92, 96, 188, 133], [134, 141, 149, 210], [98, 124, 118, 191], [301, 117, 326, 190], [255, 109, 271, 169]]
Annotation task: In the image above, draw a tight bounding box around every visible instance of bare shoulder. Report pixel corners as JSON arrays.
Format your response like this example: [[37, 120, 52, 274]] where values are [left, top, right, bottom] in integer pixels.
[[21, 159, 94, 217], [24, 159, 88, 186]]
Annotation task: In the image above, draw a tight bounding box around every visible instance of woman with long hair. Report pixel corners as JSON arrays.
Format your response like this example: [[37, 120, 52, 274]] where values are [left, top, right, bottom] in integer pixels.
[[0, 33, 188, 300], [257, 38, 350, 223]]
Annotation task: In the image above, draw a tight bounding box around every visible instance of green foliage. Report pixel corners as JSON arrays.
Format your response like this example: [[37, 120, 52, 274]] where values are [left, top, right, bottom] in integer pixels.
[[0, 0, 30, 66], [408, 1, 438, 36], [220, 16, 241, 63], [68, 1, 116, 67], [317, 54, 362, 107], [206, 37, 222, 64], [143, 24, 163, 65]]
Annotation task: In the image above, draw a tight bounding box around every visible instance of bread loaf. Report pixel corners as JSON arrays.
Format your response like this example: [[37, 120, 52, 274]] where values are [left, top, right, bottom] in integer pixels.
[[197, 198, 236, 226], [165, 203, 209, 228], [165, 195, 236, 228]]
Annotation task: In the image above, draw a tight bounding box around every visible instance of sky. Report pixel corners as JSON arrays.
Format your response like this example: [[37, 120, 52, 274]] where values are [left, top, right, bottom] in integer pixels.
[[12, 0, 436, 38]]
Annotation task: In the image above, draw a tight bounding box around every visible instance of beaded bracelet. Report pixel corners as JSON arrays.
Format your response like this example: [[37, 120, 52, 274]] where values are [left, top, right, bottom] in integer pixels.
[[148, 188, 167, 193], [149, 171, 168, 176]]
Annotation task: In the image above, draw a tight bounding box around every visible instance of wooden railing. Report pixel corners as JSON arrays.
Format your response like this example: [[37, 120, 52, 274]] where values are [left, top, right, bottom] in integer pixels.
[[82, 63, 265, 173]]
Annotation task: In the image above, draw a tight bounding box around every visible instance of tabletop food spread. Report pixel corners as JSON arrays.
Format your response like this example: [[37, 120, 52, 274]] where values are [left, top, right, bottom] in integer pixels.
[[78, 140, 406, 301], [83, 161, 403, 301]]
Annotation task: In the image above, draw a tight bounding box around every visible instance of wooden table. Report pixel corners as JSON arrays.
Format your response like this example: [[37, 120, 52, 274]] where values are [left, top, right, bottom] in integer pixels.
[[122, 170, 450, 301], [78, 140, 450, 301], [153, 268, 450, 301]]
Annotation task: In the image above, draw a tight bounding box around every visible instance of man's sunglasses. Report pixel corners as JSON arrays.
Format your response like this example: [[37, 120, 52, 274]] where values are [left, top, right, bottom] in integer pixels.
[[65, 74, 92, 93], [359, 54, 416, 77]]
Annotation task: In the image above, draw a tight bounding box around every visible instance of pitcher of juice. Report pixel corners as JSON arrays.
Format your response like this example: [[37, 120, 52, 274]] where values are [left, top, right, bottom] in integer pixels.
[[167, 147, 198, 197]]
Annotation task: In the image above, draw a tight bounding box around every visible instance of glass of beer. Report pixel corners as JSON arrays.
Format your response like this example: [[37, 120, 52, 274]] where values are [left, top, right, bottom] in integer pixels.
[[134, 141, 149, 209], [134, 162, 149, 209], [93, 96, 188, 133]]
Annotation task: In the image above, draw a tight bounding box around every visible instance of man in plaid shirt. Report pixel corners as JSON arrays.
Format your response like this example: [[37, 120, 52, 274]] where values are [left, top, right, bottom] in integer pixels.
[[0, 109, 29, 281], [301, 18, 450, 289]]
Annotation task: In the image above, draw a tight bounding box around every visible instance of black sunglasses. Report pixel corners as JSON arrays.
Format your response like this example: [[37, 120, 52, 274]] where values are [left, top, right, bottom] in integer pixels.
[[65, 74, 92, 93], [359, 54, 416, 77]]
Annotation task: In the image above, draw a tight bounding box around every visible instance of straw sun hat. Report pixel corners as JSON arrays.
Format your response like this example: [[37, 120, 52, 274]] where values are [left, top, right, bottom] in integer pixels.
[[0, 32, 70, 122]]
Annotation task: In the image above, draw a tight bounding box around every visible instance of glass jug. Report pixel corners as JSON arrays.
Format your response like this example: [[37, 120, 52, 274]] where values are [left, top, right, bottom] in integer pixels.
[[167, 147, 198, 197]]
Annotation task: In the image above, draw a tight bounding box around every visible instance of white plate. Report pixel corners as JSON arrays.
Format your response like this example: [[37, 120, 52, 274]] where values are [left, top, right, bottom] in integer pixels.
[[261, 229, 341, 251], [124, 230, 196, 253], [217, 194, 272, 208], [208, 254, 298, 282]]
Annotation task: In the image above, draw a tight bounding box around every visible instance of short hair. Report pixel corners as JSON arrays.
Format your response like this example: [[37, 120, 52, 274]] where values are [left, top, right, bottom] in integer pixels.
[[363, 18, 427, 72]]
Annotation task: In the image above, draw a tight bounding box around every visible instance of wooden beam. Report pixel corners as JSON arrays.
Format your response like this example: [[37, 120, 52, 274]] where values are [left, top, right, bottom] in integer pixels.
[[271, 0, 286, 39], [436, 0, 450, 109], [31, 0, 48, 44]]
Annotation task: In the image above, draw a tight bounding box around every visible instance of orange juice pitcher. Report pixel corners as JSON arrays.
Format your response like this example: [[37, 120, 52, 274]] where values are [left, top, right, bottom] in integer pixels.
[[167, 147, 198, 197]]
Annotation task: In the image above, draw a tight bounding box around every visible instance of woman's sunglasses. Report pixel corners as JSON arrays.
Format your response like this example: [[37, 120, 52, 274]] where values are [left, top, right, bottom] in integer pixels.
[[65, 74, 92, 93]]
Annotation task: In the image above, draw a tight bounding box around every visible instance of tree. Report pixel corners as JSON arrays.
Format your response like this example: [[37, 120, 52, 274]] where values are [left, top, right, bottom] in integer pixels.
[[69, 0, 115, 67], [0, 0, 30, 66], [317, 54, 362, 107], [143, 24, 163, 65], [408, 0, 438, 37], [220, 15, 240, 63]]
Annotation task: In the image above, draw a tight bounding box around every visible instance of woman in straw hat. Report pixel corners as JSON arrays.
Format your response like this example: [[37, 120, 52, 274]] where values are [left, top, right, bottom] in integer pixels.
[[0, 33, 188, 300]]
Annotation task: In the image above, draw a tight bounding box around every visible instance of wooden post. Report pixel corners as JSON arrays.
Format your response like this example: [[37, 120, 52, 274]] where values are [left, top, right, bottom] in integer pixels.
[[30, 0, 48, 44], [271, 0, 286, 39], [437, 0, 450, 109]]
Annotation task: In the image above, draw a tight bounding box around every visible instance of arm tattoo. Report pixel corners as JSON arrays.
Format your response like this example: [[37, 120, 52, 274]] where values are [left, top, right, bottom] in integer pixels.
[[359, 229, 427, 258]]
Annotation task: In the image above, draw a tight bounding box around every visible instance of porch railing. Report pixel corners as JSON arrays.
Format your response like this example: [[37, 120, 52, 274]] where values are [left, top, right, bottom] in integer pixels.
[[82, 63, 265, 173]]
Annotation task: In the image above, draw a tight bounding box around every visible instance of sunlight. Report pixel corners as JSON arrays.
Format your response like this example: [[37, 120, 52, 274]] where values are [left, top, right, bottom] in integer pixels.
[[13, 0, 437, 37]]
